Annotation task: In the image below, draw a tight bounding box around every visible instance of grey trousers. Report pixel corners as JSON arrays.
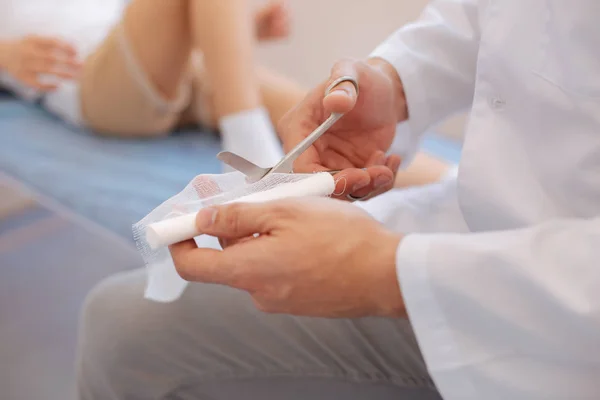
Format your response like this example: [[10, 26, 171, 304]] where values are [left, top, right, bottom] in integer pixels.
[[76, 267, 441, 399]]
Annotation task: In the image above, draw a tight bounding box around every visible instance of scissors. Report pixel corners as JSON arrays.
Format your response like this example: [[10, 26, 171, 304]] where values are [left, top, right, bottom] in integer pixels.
[[217, 76, 359, 184]]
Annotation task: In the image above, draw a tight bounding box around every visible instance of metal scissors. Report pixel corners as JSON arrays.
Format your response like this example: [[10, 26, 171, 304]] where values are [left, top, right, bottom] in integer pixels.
[[217, 76, 359, 184]]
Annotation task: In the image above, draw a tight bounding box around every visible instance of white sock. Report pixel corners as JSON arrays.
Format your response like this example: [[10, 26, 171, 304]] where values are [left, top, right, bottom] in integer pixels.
[[219, 107, 284, 172]]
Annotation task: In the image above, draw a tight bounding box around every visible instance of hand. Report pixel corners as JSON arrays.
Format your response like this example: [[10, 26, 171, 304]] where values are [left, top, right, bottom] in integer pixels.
[[255, 0, 290, 41], [169, 197, 405, 318], [0, 35, 81, 91], [278, 58, 408, 201]]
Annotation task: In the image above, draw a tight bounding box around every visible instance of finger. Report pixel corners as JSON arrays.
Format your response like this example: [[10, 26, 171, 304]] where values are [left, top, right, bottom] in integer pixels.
[[386, 154, 402, 175], [34, 37, 77, 57], [347, 165, 395, 200], [196, 202, 280, 239], [169, 239, 233, 284], [330, 168, 371, 200], [30, 56, 80, 77], [33, 68, 79, 81], [347, 151, 388, 199], [322, 59, 359, 114], [368, 165, 397, 199], [23, 76, 58, 92]]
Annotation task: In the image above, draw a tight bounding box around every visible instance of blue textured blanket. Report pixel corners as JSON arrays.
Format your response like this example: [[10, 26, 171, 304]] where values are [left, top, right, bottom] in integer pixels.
[[0, 97, 461, 240]]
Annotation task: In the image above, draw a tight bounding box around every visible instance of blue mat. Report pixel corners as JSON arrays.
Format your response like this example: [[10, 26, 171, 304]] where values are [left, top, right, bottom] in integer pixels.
[[0, 97, 461, 241]]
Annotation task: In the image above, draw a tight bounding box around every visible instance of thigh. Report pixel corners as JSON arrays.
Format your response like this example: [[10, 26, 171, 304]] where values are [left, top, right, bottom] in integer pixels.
[[122, 0, 192, 99], [77, 268, 440, 399], [394, 152, 452, 189], [80, 23, 192, 136]]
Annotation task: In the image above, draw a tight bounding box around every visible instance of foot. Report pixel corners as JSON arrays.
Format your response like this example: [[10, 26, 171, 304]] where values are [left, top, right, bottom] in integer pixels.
[[255, 1, 291, 41]]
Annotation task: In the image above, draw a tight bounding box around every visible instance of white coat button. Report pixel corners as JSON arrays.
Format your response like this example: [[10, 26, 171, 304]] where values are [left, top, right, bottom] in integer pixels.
[[490, 97, 506, 110]]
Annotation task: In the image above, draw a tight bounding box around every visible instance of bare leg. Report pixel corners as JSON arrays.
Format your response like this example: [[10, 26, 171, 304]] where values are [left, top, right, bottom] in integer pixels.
[[122, 0, 291, 116], [122, 0, 192, 101], [255, 65, 306, 127], [394, 153, 452, 188], [192, 64, 306, 129], [190, 0, 261, 118]]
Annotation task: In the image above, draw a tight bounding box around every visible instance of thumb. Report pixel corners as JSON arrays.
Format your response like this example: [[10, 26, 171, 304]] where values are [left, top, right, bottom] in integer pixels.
[[196, 202, 278, 239], [322, 59, 359, 114]]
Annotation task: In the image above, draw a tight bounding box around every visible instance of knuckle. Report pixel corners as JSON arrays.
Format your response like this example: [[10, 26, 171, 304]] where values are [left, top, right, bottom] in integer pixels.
[[170, 250, 195, 281], [173, 259, 194, 281], [269, 202, 291, 220], [175, 265, 194, 281], [220, 204, 242, 233], [252, 298, 278, 314]]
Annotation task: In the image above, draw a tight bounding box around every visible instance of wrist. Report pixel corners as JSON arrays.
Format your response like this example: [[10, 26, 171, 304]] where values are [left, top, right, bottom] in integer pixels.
[[367, 229, 406, 318], [366, 57, 408, 123]]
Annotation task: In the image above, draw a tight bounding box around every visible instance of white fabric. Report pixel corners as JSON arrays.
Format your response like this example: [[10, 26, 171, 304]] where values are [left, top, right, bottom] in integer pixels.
[[145, 172, 336, 250], [219, 107, 285, 171], [134, 171, 336, 303], [368, 1, 600, 399], [0, 0, 125, 125]]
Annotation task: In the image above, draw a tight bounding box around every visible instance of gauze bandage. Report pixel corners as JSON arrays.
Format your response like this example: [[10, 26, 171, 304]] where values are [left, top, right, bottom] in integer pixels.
[[133, 171, 336, 302]]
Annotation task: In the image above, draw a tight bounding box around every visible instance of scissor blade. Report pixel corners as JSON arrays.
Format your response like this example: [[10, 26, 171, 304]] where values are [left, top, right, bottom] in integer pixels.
[[217, 151, 270, 181]]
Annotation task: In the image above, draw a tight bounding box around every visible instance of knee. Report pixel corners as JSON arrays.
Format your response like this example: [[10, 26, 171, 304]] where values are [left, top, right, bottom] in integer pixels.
[[77, 270, 156, 396]]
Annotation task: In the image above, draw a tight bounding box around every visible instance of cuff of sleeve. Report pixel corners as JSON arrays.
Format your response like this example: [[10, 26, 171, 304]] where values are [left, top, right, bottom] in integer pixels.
[[369, 43, 434, 167], [396, 234, 478, 399]]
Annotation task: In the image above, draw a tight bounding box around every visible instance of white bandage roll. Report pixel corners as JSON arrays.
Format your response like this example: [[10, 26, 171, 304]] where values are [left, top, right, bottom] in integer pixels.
[[145, 172, 336, 250]]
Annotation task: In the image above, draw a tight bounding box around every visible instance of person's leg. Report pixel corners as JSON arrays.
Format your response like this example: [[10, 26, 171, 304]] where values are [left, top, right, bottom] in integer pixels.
[[81, 0, 289, 147], [189, 0, 285, 169], [80, 0, 193, 136], [394, 153, 452, 189], [77, 269, 440, 400], [184, 63, 307, 130]]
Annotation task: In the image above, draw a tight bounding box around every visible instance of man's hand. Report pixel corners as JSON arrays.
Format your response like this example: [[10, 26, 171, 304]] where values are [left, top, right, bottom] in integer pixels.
[[278, 58, 408, 201], [0, 35, 81, 91], [170, 197, 405, 318]]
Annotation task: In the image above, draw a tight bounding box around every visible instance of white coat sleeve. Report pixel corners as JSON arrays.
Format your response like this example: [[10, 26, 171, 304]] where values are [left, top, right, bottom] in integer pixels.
[[369, 0, 481, 164], [397, 217, 600, 399]]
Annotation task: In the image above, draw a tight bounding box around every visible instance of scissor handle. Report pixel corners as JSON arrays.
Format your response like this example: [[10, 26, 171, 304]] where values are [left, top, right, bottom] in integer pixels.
[[324, 75, 359, 98]]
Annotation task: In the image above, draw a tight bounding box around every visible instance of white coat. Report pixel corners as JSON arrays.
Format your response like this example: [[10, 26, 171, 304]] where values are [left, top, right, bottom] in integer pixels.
[[363, 0, 600, 398]]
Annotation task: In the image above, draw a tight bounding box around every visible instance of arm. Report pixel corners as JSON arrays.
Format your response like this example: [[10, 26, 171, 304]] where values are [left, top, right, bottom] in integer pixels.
[[370, 0, 482, 163], [398, 216, 600, 398]]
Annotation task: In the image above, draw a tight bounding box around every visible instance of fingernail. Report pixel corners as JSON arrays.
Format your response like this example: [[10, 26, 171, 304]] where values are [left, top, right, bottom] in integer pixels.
[[377, 154, 386, 165], [197, 207, 218, 229], [352, 179, 370, 192], [374, 175, 392, 188], [334, 87, 352, 97]]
